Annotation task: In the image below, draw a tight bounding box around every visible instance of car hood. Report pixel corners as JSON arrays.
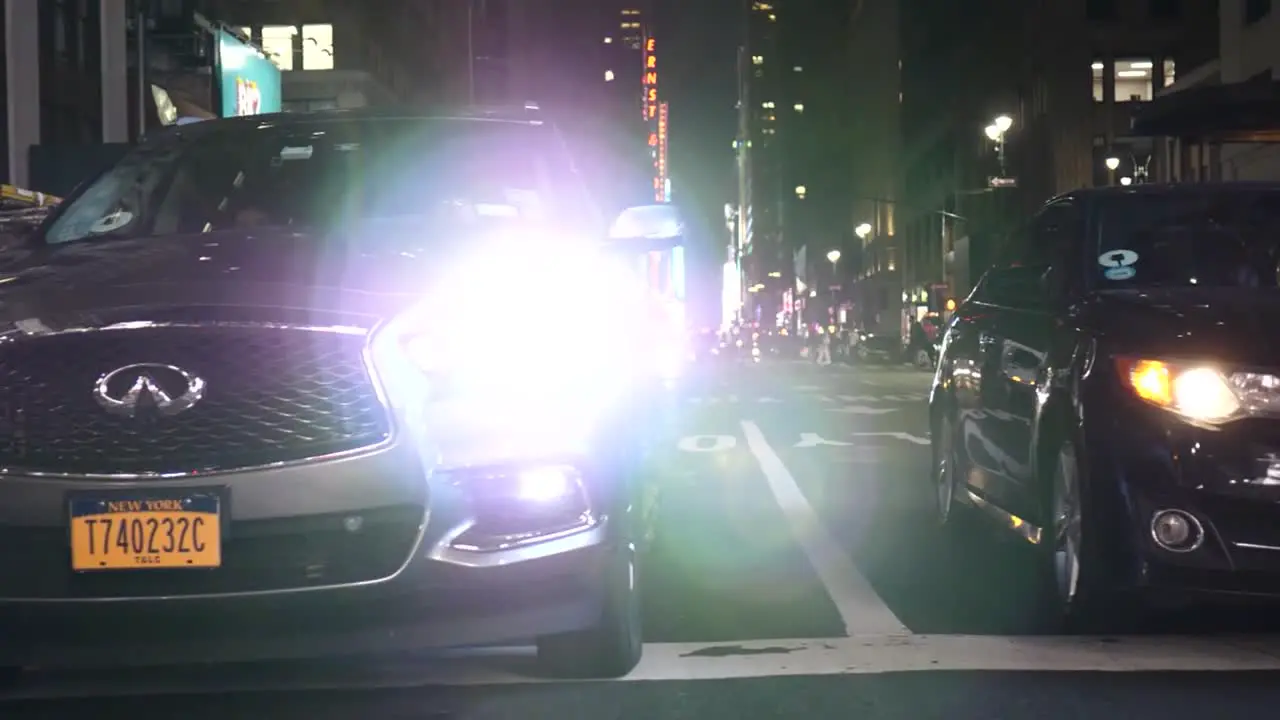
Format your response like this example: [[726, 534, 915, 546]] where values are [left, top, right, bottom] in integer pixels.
[[0, 227, 485, 332], [1088, 287, 1280, 366]]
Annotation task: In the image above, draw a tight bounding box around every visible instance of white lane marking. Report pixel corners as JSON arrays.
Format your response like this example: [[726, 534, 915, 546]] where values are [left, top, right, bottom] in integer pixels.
[[795, 433, 853, 447], [827, 406, 897, 415], [15, 635, 1280, 696], [850, 431, 930, 445], [740, 421, 907, 636]]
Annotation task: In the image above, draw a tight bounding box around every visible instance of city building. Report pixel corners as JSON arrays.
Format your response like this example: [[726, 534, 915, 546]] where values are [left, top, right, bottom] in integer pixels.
[[778, 2, 857, 331], [466, 0, 652, 210], [734, 1, 785, 325], [845, 0, 903, 335], [3, 0, 430, 193], [1135, 0, 1280, 182], [891, 0, 1216, 334]]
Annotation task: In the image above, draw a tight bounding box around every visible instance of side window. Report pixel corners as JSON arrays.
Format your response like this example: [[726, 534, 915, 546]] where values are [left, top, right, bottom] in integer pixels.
[[1032, 201, 1082, 298], [979, 201, 1080, 307]]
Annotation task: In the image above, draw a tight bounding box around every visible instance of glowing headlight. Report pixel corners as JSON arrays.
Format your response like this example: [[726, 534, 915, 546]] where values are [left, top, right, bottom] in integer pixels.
[[1117, 358, 1241, 423]]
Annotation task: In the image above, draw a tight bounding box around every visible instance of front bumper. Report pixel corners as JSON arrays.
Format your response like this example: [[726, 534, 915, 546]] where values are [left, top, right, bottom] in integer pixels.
[[0, 427, 624, 667], [1088, 397, 1280, 602]]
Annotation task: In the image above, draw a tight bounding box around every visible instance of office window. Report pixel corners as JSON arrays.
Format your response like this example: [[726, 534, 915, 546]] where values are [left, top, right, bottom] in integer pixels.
[[1114, 58, 1153, 102], [1091, 61, 1104, 101], [302, 24, 334, 70], [1163, 58, 1176, 87], [262, 25, 296, 70], [1246, 0, 1271, 25]]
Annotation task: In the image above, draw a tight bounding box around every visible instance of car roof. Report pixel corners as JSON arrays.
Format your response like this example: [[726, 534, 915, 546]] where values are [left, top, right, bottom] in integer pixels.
[[1049, 181, 1280, 205], [146, 106, 550, 144]]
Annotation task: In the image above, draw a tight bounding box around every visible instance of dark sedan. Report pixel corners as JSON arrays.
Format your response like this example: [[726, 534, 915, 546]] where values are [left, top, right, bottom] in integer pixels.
[[930, 182, 1280, 631]]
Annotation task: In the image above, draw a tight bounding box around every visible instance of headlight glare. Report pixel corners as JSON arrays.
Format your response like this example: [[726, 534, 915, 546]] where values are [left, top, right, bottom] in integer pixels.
[[1116, 357, 1240, 423]]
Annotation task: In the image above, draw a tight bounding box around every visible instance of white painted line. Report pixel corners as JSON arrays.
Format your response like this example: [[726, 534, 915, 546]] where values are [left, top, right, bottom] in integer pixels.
[[16, 634, 1280, 697], [740, 421, 907, 636], [827, 406, 897, 415], [850, 431, 930, 445]]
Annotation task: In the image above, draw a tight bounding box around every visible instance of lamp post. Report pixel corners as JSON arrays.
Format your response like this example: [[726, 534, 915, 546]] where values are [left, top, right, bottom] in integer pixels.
[[1105, 156, 1120, 185], [984, 114, 1014, 177]]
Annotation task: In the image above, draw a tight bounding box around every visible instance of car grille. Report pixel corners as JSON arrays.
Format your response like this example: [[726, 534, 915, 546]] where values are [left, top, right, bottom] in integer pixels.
[[0, 325, 390, 474], [0, 504, 423, 599]]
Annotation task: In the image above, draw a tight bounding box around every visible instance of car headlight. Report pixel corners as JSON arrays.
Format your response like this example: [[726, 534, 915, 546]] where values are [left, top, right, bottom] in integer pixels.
[[1116, 357, 1241, 424]]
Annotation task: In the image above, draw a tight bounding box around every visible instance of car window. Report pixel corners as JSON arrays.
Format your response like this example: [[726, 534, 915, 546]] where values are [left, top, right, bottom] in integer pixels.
[[1093, 190, 1280, 289], [975, 201, 1078, 307], [43, 118, 589, 246]]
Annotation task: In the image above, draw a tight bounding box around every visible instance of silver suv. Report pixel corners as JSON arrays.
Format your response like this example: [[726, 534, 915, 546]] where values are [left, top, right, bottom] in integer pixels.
[[0, 107, 680, 680]]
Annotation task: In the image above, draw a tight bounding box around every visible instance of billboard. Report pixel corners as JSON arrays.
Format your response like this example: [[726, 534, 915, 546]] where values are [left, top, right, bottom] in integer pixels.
[[217, 30, 282, 118]]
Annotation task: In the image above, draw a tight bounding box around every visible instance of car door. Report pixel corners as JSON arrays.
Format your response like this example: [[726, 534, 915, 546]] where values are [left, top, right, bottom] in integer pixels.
[[976, 200, 1081, 521]]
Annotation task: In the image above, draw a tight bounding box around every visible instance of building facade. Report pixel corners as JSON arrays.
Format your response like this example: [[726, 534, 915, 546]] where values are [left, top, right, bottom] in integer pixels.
[[3, 0, 431, 193], [1138, 0, 1280, 183], [888, 0, 1216, 333], [735, 1, 785, 325]]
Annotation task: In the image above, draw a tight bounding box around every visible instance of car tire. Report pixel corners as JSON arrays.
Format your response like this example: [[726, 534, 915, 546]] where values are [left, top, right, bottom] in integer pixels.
[[1026, 439, 1132, 634], [536, 545, 643, 679], [933, 416, 981, 536]]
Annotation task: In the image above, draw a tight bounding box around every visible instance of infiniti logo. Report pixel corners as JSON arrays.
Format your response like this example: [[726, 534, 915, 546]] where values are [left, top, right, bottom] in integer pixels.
[[93, 363, 206, 418]]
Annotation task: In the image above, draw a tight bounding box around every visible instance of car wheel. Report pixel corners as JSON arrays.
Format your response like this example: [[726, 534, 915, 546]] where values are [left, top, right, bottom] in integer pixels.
[[1029, 439, 1130, 633], [933, 417, 958, 526], [536, 545, 643, 678]]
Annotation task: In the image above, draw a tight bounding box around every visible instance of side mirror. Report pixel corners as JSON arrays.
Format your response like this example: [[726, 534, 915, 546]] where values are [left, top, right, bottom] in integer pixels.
[[607, 204, 684, 251]]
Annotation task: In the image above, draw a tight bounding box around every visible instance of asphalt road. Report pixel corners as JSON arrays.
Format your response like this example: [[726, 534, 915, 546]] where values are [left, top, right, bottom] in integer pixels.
[[9, 359, 1280, 719]]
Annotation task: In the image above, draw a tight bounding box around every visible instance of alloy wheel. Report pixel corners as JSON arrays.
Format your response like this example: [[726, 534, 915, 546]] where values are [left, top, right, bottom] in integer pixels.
[[935, 418, 955, 524], [1051, 445, 1082, 607]]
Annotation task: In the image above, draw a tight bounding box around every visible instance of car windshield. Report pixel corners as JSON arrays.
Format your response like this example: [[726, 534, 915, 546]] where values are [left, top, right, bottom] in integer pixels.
[[42, 117, 585, 245], [1094, 190, 1280, 290]]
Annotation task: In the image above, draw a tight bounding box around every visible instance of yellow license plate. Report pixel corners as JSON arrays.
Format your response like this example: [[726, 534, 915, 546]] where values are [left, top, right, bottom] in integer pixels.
[[69, 493, 222, 571]]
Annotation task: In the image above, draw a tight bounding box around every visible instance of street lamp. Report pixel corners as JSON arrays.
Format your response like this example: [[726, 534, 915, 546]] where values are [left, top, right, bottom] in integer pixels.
[[855, 223, 871, 239], [1105, 156, 1120, 185], [984, 115, 1013, 175], [826, 249, 841, 265]]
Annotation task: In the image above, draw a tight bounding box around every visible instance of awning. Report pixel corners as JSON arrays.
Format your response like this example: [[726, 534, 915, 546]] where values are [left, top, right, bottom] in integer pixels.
[[1132, 77, 1280, 142]]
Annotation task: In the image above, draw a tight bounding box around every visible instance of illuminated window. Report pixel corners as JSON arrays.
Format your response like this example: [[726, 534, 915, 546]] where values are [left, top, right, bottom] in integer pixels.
[[1091, 60, 1104, 101], [604, 36, 612, 43], [793, 66, 802, 72], [262, 25, 296, 70], [301, 24, 333, 70], [793, 103, 803, 112], [768, 13, 776, 20], [752, 55, 763, 65], [605, 70, 615, 81], [761, 101, 774, 108], [1114, 58, 1153, 101], [1163, 58, 1176, 87]]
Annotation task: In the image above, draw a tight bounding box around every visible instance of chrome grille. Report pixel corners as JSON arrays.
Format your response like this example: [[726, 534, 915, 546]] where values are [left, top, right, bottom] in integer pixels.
[[0, 325, 389, 474]]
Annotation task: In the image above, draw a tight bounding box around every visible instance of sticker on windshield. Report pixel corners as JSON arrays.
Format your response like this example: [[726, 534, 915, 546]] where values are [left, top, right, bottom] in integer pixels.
[[1098, 249, 1138, 268], [87, 209, 133, 234], [1103, 266, 1136, 280]]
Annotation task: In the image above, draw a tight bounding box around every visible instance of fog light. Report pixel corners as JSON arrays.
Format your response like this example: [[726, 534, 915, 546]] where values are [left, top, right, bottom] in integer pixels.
[[1150, 509, 1204, 552]]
